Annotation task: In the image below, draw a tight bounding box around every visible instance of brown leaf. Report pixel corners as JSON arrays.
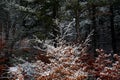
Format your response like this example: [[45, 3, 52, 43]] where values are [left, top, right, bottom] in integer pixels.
[[35, 54, 51, 63]]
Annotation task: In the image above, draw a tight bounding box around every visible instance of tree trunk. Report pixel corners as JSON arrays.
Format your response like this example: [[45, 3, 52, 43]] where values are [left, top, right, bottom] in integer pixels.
[[75, 9, 80, 42], [92, 5, 97, 55], [75, 0, 80, 43], [110, 5, 117, 55], [52, 0, 59, 47]]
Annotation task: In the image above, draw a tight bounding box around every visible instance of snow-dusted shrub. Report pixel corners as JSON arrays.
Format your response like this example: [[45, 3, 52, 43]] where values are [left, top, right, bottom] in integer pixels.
[[8, 44, 120, 80]]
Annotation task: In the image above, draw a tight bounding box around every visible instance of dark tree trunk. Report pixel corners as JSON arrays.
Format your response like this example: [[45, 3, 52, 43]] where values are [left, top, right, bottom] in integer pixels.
[[75, 0, 80, 43], [52, 0, 59, 47], [75, 8, 80, 42], [92, 5, 97, 55], [110, 5, 117, 55], [52, 0, 58, 19]]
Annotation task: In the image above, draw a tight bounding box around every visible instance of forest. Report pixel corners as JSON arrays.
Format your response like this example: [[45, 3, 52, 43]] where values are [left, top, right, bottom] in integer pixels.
[[0, 0, 120, 80]]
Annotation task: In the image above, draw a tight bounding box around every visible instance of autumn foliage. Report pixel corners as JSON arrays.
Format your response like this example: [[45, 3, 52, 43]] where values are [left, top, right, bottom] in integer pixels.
[[7, 44, 120, 80]]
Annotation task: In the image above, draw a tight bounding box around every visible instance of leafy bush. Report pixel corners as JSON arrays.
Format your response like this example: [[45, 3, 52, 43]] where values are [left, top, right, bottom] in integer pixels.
[[8, 44, 120, 80]]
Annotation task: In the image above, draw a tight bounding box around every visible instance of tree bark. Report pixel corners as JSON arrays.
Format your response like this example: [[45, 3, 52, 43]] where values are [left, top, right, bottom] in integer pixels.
[[52, 0, 59, 47], [75, 0, 80, 43], [110, 5, 117, 55], [92, 5, 97, 55]]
